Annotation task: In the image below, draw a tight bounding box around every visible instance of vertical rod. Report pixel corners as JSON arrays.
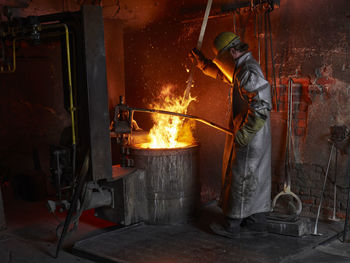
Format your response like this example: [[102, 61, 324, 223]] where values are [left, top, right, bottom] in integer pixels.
[[56, 153, 62, 201], [233, 12, 236, 33], [267, 11, 278, 111], [258, 12, 261, 64], [42, 23, 77, 181], [264, 11, 268, 82], [313, 144, 335, 235], [343, 154, 350, 241], [184, 0, 212, 99], [332, 149, 338, 219]]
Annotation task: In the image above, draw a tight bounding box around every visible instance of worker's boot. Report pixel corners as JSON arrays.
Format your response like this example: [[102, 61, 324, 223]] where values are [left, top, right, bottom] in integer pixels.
[[240, 212, 268, 236], [209, 217, 242, 239]]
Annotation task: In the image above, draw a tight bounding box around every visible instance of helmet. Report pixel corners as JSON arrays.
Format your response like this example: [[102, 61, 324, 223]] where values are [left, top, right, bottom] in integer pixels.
[[212, 32, 241, 83], [212, 32, 240, 56]]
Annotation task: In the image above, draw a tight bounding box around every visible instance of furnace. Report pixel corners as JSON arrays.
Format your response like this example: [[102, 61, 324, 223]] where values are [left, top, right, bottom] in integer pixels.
[[131, 143, 200, 224]]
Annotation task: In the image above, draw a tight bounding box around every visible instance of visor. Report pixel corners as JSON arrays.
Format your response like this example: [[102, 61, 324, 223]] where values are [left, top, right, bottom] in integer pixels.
[[213, 49, 236, 83]]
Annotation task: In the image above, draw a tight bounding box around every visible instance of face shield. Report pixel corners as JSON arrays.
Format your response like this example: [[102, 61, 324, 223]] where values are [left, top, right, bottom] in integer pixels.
[[213, 48, 236, 83]]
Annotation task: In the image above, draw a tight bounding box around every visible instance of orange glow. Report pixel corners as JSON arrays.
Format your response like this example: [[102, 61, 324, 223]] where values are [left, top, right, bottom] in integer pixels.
[[138, 84, 196, 149]]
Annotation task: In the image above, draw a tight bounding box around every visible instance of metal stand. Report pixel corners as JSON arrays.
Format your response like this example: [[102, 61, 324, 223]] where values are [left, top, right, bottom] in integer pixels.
[[317, 154, 350, 246], [316, 125, 350, 245]]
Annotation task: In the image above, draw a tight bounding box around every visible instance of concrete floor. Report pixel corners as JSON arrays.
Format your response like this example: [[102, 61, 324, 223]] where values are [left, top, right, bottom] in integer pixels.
[[73, 204, 350, 263], [1, 184, 350, 263], [0, 185, 114, 263]]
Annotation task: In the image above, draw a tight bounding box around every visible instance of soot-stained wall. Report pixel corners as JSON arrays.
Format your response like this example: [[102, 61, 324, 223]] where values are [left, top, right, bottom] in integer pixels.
[[125, 0, 350, 217], [270, 0, 350, 218]]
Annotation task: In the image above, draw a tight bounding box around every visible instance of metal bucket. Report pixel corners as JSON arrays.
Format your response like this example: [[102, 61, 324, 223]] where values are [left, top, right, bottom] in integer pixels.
[[130, 144, 200, 224]]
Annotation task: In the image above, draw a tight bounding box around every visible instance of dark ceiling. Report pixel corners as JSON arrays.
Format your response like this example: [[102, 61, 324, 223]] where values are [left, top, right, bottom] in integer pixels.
[[0, 0, 253, 28]]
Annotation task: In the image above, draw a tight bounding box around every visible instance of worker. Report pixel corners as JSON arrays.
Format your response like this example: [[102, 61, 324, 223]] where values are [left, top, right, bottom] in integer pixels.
[[189, 32, 272, 238]]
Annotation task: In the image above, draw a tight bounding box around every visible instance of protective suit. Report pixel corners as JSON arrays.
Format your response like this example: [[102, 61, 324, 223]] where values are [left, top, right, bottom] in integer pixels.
[[191, 38, 272, 220]]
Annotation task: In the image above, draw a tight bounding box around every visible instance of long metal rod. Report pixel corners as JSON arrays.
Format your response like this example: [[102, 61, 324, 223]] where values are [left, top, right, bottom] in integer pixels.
[[233, 12, 236, 33], [285, 78, 293, 188], [343, 154, 350, 241], [257, 12, 261, 64], [271, 77, 302, 216], [329, 148, 339, 221], [317, 148, 350, 246], [267, 11, 278, 111], [313, 143, 335, 235], [132, 107, 234, 136], [55, 153, 90, 258], [264, 11, 268, 85], [184, 0, 213, 99]]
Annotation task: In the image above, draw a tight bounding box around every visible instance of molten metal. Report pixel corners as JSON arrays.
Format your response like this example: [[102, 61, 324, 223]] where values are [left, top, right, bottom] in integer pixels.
[[138, 84, 196, 149]]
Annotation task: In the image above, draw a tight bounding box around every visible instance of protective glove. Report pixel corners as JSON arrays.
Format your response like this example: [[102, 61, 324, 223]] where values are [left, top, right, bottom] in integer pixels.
[[234, 111, 267, 147], [189, 48, 208, 70]]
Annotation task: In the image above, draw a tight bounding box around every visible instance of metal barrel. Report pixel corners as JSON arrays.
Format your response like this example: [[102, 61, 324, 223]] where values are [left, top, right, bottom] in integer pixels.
[[130, 144, 200, 224]]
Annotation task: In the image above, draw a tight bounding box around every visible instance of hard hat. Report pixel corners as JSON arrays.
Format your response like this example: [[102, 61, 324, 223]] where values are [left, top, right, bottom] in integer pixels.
[[212, 32, 240, 56]]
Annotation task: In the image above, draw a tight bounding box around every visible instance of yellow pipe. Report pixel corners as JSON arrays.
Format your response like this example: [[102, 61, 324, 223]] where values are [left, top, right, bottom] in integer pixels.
[[1, 23, 76, 145], [63, 24, 76, 146], [0, 39, 16, 73], [41, 23, 76, 145]]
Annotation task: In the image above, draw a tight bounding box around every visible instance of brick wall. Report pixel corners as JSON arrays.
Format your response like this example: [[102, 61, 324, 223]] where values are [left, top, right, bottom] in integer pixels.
[[271, 76, 350, 220]]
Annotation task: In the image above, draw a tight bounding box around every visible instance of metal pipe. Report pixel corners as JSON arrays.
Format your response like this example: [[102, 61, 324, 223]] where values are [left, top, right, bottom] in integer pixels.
[[233, 12, 236, 33], [132, 107, 234, 136], [267, 11, 278, 111], [0, 39, 16, 73], [40, 23, 77, 179], [258, 12, 261, 64], [264, 11, 268, 84]]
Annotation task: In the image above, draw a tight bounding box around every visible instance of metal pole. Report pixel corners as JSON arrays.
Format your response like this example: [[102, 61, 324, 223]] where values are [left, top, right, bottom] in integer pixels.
[[233, 12, 236, 34], [184, 0, 213, 99], [313, 144, 335, 235], [132, 107, 234, 136], [329, 148, 340, 221], [342, 154, 350, 241], [258, 12, 261, 64], [267, 10, 278, 111], [264, 11, 268, 83]]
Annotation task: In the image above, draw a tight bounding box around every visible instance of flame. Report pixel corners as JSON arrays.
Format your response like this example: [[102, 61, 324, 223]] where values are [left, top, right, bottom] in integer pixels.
[[138, 84, 196, 149]]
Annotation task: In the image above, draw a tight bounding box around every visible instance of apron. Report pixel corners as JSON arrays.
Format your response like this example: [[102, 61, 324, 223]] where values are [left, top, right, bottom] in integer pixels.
[[219, 52, 272, 219]]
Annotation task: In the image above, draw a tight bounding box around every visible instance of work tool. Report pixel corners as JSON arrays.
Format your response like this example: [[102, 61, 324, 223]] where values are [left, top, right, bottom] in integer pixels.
[[184, 0, 212, 99], [316, 128, 350, 245], [113, 96, 234, 138], [267, 9, 278, 111], [313, 125, 349, 237], [112, 96, 234, 171], [271, 78, 302, 216], [55, 151, 90, 258], [312, 143, 335, 236]]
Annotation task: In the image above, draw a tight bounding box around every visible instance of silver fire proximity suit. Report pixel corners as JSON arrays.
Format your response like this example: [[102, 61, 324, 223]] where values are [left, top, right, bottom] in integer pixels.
[[201, 51, 272, 219]]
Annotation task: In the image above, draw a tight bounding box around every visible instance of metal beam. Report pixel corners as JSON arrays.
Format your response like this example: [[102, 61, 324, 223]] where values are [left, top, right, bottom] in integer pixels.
[[81, 5, 112, 181]]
